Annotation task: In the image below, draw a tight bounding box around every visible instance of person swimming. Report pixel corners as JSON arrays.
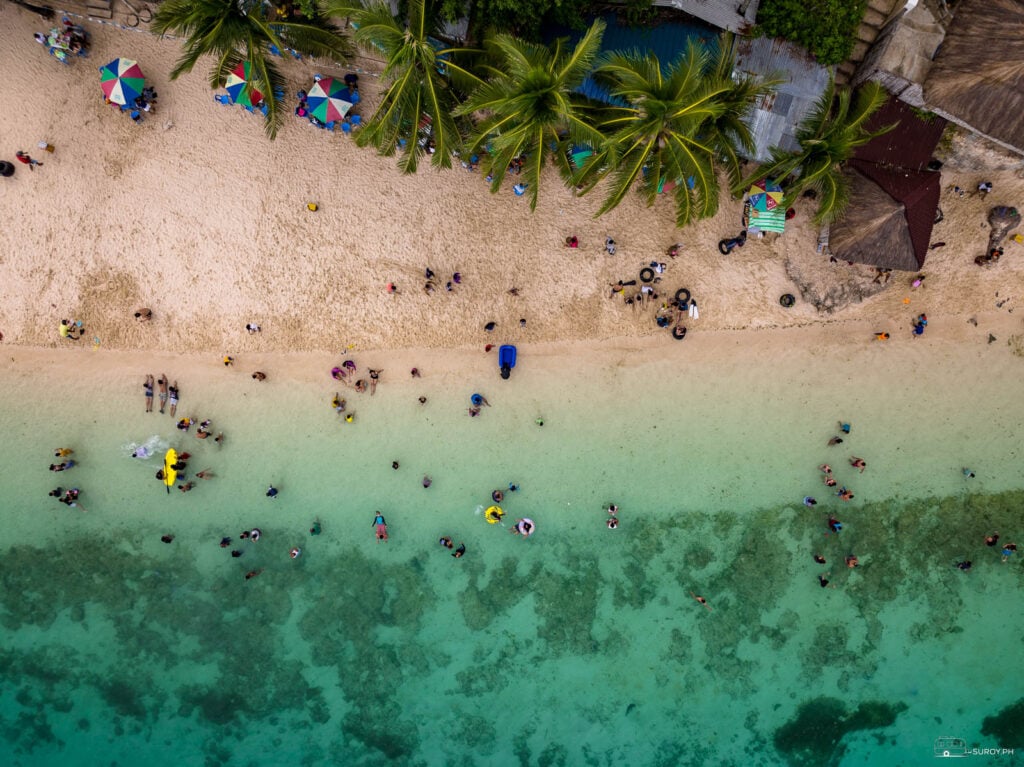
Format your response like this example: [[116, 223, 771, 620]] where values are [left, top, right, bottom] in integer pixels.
[[452, 543, 465, 558], [310, 520, 322, 536], [492, 490, 504, 503], [439, 536, 453, 549]]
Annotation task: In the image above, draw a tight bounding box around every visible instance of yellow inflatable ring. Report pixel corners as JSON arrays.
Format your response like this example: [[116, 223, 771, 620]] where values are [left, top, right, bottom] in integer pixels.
[[485, 506, 504, 524]]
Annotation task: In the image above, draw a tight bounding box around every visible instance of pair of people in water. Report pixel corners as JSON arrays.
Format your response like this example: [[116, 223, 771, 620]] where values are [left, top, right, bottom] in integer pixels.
[[439, 537, 466, 558]]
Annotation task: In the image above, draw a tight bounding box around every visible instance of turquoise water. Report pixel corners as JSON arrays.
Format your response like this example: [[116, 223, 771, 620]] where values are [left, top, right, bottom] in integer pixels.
[[1, 336, 1023, 766]]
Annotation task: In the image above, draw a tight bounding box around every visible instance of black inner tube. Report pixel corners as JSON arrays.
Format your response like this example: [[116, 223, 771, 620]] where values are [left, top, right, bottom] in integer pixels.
[[718, 239, 731, 255], [674, 288, 691, 308], [780, 293, 795, 308], [639, 267, 655, 283], [672, 326, 687, 340]]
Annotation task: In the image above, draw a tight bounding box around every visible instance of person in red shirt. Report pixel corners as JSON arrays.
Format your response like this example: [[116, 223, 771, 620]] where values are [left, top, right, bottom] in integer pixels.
[[15, 151, 42, 170]]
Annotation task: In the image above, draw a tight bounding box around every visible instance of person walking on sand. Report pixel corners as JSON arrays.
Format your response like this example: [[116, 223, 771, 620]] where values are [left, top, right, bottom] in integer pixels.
[[144, 374, 154, 412], [15, 151, 43, 170], [368, 369, 381, 395], [690, 592, 712, 612], [168, 381, 179, 417], [850, 457, 866, 473], [157, 374, 168, 414]]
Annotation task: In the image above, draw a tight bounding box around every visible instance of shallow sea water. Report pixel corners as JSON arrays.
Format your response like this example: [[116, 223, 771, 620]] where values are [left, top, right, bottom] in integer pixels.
[[1, 333, 1023, 766]]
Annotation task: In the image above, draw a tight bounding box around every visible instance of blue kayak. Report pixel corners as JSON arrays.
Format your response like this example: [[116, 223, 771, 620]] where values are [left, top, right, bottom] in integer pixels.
[[499, 345, 517, 379]]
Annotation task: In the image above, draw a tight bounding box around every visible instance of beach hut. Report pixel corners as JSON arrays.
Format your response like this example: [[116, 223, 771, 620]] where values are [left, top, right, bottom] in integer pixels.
[[921, 0, 1024, 157], [830, 167, 938, 271], [829, 97, 944, 271]]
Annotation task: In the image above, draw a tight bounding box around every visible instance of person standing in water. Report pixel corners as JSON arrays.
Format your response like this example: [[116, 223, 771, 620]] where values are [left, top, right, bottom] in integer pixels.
[[157, 374, 169, 414], [168, 381, 180, 418], [144, 375, 154, 412], [373, 512, 388, 542]]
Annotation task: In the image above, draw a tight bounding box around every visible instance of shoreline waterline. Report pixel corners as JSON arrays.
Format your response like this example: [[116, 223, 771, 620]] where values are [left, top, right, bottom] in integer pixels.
[[2, 328, 1023, 765]]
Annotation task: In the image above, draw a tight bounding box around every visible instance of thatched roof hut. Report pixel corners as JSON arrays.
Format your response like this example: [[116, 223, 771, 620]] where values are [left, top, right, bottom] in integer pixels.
[[922, 0, 1024, 154], [831, 166, 937, 268], [830, 97, 943, 271]]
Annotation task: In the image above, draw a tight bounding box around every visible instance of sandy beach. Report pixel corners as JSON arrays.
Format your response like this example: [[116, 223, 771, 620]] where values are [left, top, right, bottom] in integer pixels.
[[2, 4, 1024, 358], [4, 6, 1024, 766]]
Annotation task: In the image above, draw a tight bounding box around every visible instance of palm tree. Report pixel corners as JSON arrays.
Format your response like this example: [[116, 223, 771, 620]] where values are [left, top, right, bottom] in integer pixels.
[[152, 0, 352, 139], [455, 20, 606, 211], [330, 0, 482, 173], [574, 36, 776, 227], [737, 79, 891, 224]]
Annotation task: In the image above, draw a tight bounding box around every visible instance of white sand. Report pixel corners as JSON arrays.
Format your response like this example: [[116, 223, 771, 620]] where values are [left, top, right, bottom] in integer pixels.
[[1, 5, 1023, 359]]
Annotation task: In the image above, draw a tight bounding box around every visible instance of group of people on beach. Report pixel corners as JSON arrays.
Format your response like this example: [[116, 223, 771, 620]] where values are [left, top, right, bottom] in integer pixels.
[[33, 17, 89, 64], [422, 267, 463, 296], [143, 374, 180, 416]]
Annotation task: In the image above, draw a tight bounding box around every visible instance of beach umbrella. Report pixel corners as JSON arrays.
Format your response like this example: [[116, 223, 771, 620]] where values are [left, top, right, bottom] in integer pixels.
[[748, 178, 784, 212], [100, 58, 145, 106], [747, 178, 786, 233], [225, 61, 263, 107], [306, 77, 352, 123]]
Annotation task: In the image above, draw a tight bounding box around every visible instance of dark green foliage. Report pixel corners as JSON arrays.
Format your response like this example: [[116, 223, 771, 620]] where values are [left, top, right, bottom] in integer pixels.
[[756, 0, 868, 65], [981, 698, 1024, 749], [330, 0, 482, 173], [572, 35, 777, 227], [470, 0, 591, 41]]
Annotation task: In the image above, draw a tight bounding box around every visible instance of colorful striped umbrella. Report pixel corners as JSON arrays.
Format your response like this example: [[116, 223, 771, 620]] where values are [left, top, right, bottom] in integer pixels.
[[747, 178, 785, 233], [100, 58, 145, 106], [225, 61, 263, 107], [748, 178, 784, 212], [306, 76, 352, 123]]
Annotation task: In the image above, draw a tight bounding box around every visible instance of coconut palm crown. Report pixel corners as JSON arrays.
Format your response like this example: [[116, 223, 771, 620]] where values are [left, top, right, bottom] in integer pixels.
[[738, 79, 892, 225], [332, 0, 482, 173], [574, 37, 776, 226], [152, 0, 352, 139], [455, 19, 606, 211]]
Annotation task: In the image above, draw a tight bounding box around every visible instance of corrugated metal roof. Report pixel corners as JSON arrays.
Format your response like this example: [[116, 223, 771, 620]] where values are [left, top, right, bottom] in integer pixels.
[[733, 36, 832, 162]]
